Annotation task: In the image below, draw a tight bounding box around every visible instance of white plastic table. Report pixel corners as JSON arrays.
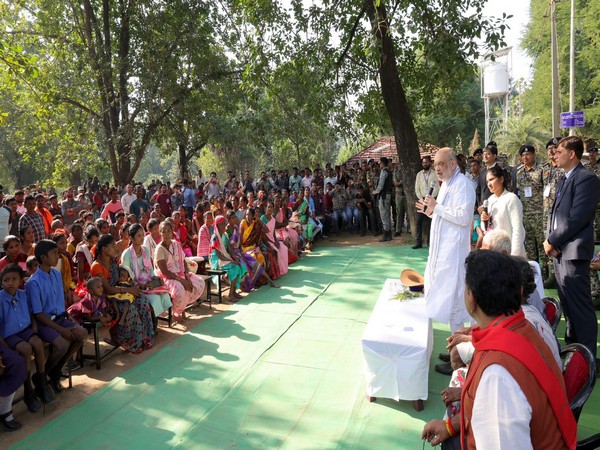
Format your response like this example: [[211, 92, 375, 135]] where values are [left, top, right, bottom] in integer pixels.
[[361, 278, 433, 411]]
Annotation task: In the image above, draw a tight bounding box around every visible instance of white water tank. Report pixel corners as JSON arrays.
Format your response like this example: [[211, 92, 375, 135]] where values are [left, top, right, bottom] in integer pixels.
[[483, 63, 509, 97]]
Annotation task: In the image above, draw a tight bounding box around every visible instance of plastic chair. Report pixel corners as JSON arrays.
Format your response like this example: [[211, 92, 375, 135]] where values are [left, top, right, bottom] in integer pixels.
[[542, 296, 562, 333], [561, 343, 596, 422]]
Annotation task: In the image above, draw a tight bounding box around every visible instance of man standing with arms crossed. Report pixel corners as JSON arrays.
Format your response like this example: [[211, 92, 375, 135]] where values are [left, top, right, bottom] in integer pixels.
[[413, 156, 438, 249], [544, 137, 600, 371]]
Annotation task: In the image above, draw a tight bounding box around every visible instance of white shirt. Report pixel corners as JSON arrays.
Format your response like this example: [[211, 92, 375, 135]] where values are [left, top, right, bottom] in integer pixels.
[[121, 193, 137, 214], [472, 364, 533, 450], [487, 190, 526, 257], [522, 304, 561, 367], [0, 206, 10, 243]]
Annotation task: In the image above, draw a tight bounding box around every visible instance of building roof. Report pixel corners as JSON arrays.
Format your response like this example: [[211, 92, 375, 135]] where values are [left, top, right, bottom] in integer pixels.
[[343, 136, 439, 165]]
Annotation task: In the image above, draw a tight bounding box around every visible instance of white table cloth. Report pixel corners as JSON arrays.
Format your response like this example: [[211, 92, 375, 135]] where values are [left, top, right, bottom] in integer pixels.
[[361, 278, 433, 401]]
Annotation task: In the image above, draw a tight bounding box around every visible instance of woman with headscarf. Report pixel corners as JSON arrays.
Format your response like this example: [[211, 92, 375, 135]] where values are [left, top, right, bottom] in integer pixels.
[[209, 215, 245, 301]]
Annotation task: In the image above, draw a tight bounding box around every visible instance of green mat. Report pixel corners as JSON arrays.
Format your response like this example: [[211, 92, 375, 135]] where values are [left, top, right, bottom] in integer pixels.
[[12, 246, 600, 449]]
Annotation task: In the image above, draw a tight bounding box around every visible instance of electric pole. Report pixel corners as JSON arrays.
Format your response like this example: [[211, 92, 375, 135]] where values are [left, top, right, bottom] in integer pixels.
[[550, 0, 561, 136], [568, 0, 575, 136]]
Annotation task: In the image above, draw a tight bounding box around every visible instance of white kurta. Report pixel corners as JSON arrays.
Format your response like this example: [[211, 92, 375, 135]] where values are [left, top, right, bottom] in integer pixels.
[[424, 168, 475, 327]]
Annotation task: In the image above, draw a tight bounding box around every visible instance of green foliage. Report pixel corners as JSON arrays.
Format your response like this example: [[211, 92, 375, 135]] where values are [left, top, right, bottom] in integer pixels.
[[494, 114, 550, 163], [522, 0, 600, 137]]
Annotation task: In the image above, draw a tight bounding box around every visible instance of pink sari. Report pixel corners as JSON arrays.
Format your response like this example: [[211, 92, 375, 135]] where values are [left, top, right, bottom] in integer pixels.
[[275, 207, 299, 255], [264, 216, 288, 275]]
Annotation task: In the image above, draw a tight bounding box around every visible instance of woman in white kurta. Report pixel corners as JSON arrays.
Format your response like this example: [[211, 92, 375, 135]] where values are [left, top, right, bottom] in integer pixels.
[[420, 149, 476, 331], [481, 165, 526, 258]]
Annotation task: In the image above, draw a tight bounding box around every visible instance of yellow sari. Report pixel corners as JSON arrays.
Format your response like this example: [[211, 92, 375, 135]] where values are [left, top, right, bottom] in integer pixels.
[[241, 219, 265, 265]]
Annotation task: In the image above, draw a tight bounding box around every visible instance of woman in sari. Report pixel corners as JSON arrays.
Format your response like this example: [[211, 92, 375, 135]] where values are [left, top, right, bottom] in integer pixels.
[[292, 190, 314, 250], [171, 211, 193, 257], [260, 201, 289, 275], [209, 215, 245, 301], [75, 224, 99, 283], [19, 226, 35, 257], [91, 234, 155, 354], [114, 222, 131, 261], [143, 218, 161, 257], [226, 210, 274, 291], [240, 208, 280, 285], [154, 220, 205, 323], [273, 194, 299, 262], [121, 224, 172, 319]]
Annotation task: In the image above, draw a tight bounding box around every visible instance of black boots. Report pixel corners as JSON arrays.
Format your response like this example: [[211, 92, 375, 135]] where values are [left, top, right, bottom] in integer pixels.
[[378, 231, 392, 242]]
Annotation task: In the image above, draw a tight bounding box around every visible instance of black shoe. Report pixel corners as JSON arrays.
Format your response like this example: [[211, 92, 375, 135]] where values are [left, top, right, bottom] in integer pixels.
[[434, 362, 453, 376], [543, 274, 557, 289], [48, 368, 64, 393], [412, 243, 423, 249], [32, 373, 54, 403], [374, 231, 382, 237], [438, 353, 450, 362], [394, 231, 402, 237], [385, 231, 392, 241], [0, 412, 22, 431], [24, 392, 41, 413]]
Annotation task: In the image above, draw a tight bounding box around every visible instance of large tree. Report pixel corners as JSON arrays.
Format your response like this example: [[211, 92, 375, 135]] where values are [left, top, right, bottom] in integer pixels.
[[3, 0, 239, 186], [233, 0, 508, 233]]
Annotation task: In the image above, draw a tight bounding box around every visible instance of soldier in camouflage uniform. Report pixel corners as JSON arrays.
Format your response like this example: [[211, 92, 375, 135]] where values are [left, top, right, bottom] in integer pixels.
[[541, 138, 564, 287], [584, 146, 600, 306], [516, 145, 545, 267], [583, 146, 600, 240]]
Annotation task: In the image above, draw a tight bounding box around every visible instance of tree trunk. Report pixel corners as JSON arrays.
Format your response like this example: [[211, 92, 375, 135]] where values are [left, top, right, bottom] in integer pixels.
[[178, 141, 188, 180], [366, 0, 422, 236]]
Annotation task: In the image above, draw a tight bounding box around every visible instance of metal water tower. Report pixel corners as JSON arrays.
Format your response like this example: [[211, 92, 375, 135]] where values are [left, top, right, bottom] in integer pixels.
[[480, 47, 512, 144]]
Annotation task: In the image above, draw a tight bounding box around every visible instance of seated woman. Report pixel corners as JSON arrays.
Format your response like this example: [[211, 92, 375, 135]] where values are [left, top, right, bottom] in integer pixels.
[[273, 194, 299, 263], [226, 210, 263, 292], [50, 233, 76, 307], [19, 226, 35, 258], [209, 215, 245, 301], [91, 234, 155, 354], [480, 166, 526, 257], [75, 224, 100, 295], [0, 236, 28, 274], [171, 211, 193, 257], [121, 224, 172, 319], [239, 208, 279, 287], [114, 222, 131, 260], [153, 220, 205, 323], [260, 201, 289, 276], [291, 190, 313, 250], [143, 218, 161, 257], [66, 222, 84, 258]]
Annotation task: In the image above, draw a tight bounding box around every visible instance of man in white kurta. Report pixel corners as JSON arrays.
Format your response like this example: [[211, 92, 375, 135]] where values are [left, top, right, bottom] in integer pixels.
[[417, 148, 475, 332]]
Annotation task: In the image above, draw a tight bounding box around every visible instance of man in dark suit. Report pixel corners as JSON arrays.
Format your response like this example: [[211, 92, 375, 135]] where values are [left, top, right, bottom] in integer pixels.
[[544, 136, 600, 365], [476, 142, 498, 206]]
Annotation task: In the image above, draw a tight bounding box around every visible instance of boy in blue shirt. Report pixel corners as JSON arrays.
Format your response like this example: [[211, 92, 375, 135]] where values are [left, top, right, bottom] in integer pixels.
[[26, 240, 87, 393], [0, 264, 52, 411]]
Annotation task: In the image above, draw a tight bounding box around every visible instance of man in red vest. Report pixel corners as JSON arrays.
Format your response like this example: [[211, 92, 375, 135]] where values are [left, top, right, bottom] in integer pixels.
[[422, 250, 576, 449]]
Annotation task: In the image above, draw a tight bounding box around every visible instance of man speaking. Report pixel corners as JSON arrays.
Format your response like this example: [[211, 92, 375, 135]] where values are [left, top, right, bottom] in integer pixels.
[[417, 148, 475, 333]]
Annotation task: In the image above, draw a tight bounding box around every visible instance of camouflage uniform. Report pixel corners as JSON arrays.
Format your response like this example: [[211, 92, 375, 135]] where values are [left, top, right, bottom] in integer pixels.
[[516, 162, 545, 263], [583, 161, 600, 302], [542, 162, 564, 277]]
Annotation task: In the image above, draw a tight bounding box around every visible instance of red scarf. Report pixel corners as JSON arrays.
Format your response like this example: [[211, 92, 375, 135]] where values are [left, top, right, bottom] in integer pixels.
[[461, 309, 576, 449]]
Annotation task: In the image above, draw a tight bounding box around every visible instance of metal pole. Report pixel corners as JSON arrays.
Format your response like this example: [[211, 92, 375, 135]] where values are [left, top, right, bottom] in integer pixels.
[[551, 0, 561, 136], [484, 96, 490, 145], [568, 0, 575, 136]]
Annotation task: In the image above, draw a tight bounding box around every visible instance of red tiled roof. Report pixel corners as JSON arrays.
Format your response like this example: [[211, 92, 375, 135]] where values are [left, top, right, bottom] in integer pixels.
[[343, 136, 439, 165]]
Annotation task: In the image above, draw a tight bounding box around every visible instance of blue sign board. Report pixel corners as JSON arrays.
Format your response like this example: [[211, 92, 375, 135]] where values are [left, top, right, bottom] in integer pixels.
[[560, 111, 585, 128]]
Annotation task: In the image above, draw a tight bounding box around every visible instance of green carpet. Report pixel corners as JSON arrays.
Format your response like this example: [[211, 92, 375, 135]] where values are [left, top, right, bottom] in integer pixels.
[[12, 246, 600, 449]]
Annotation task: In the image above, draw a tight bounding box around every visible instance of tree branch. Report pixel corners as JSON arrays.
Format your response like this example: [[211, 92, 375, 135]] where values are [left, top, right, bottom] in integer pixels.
[[335, 2, 368, 69], [58, 97, 102, 120]]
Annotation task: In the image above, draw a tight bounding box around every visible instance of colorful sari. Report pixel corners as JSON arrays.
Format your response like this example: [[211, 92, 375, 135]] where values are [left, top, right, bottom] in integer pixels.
[[209, 227, 246, 290], [295, 199, 314, 242], [90, 261, 155, 354], [228, 224, 263, 291], [275, 207, 299, 262], [154, 240, 205, 315], [121, 245, 172, 316], [261, 214, 289, 276], [241, 219, 266, 266]]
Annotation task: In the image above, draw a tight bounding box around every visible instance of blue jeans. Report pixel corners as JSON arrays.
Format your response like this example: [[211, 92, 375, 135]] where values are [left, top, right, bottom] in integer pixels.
[[345, 205, 360, 231], [333, 209, 347, 232]]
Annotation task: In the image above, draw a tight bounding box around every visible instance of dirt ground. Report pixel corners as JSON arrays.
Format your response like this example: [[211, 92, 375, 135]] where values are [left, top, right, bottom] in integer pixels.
[[1, 231, 413, 447]]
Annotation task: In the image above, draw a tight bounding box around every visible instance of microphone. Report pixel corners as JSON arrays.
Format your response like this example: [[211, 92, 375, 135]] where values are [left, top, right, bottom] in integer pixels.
[[427, 181, 436, 198], [482, 199, 488, 230]]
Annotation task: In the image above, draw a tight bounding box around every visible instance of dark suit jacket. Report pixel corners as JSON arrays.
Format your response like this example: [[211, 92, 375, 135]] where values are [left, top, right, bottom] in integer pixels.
[[547, 163, 600, 260]]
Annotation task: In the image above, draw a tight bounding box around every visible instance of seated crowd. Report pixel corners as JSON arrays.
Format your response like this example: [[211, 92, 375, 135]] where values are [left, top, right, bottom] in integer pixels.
[[0, 160, 402, 431]]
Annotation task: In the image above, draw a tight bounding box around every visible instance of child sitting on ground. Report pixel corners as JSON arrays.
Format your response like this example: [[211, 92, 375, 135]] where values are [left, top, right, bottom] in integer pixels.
[[106, 267, 135, 326], [0, 264, 53, 412], [67, 277, 113, 327]]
